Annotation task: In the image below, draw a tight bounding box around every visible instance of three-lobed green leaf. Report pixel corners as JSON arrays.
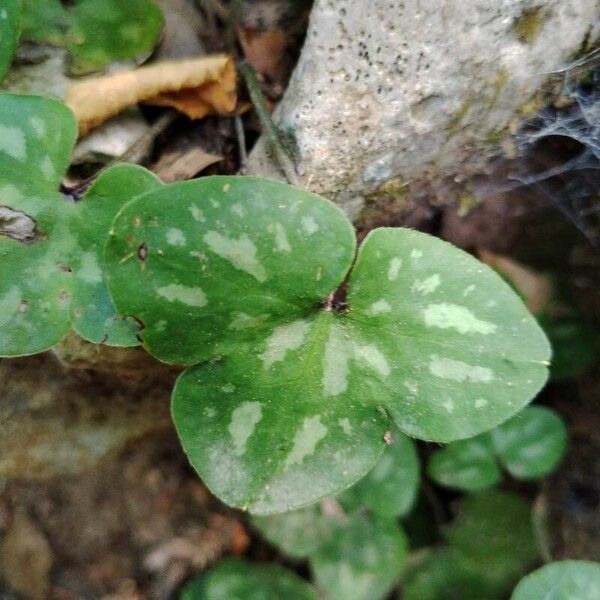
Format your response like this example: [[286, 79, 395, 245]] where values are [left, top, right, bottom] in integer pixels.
[[104, 175, 550, 513], [428, 405, 567, 491], [0, 93, 161, 356]]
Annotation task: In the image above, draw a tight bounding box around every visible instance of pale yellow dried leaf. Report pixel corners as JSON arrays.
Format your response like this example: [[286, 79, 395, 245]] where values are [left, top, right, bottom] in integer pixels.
[[66, 55, 237, 136]]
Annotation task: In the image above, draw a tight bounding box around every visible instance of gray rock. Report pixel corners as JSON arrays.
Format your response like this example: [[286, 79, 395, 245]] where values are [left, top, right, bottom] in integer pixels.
[[248, 0, 600, 212]]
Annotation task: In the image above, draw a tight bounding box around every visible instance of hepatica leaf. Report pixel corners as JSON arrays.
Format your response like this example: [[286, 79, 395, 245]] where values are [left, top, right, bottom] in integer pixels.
[[511, 561, 600, 600], [491, 405, 567, 479], [427, 432, 501, 492], [310, 513, 408, 600], [252, 503, 337, 560], [0, 0, 21, 81], [404, 490, 539, 600], [428, 405, 566, 491], [21, 0, 164, 75], [104, 176, 551, 513], [339, 431, 420, 518], [253, 434, 419, 558], [0, 93, 161, 356], [180, 558, 316, 600]]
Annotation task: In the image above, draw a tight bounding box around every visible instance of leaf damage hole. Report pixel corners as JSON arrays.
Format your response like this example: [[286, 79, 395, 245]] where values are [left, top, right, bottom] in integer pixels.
[[0, 205, 41, 244], [58, 263, 73, 273], [138, 242, 148, 261]]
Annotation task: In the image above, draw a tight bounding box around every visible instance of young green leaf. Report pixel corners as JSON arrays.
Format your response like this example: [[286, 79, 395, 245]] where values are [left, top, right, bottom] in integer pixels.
[[427, 433, 501, 492], [444, 490, 538, 580], [339, 431, 420, 518], [104, 176, 550, 513], [179, 558, 316, 600], [310, 513, 408, 600], [0, 0, 21, 81], [428, 405, 567, 490], [20, 0, 164, 75], [511, 560, 600, 600], [491, 405, 567, 479], [0, 93, 161, 356], [252, 503, 337, 560], [403, 548, 493, 600], [403, 491, 539, 600]]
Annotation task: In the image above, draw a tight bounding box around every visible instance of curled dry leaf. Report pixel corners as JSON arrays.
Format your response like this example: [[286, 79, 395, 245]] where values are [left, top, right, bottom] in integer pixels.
[[66, 55, 237, 135]]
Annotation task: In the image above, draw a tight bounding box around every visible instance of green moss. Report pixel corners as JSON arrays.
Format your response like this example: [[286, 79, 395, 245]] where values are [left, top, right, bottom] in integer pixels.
[[513, 8, 543, 45], [457, 194, 480, 217], [447, 96, 473, 137]]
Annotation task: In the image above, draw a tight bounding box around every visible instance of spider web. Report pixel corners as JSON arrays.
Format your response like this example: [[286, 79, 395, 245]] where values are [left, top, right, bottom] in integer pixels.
[[504, 54, 600, 246]]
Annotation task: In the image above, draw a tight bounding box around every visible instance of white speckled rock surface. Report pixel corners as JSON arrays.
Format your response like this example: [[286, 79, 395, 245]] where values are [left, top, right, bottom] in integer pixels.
[[248, 0, 600, 210]]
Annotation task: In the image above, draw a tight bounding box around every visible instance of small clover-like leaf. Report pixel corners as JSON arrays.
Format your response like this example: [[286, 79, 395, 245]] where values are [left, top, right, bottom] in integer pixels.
[[104, 176, 550, 513], [20, 0, 164, 75], [0, 0, 21, 81], [339, 431, 420, 518], [310, 513, 408, 600], [511, 561, 600, 600], [491, 405, 567, 479], [427, 433, 501, 492], [428, 405, 567, 491], [403, 548, 492, 600], [0, 93, 161, 356], [444, 491, 538, 579], [404, 491, 539, 600], [179, 558, 317, 600]]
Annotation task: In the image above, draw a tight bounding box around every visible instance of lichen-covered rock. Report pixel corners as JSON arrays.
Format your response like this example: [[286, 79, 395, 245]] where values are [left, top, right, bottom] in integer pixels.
[[248, 0, 599, 211]]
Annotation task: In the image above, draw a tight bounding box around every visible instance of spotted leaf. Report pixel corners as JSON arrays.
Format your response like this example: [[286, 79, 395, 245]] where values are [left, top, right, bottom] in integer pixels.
[[180, 558, 317, 600], [427, 433, 501, 491], [104, 176, 550, 513], [0, 0, 21, 81], [428, 405, 566, 491], [310, 512, 408, 600], [491, 405, 567, 479], [339, 430, 420, 518], [253, 434, 419, 558], [20, 0, 164, 75], [254, 506, 408, 600], [0, 93, 161, 356], [404, 491, 539, 600], [252, 503, 337, 560], [511, 561, 600, 600]]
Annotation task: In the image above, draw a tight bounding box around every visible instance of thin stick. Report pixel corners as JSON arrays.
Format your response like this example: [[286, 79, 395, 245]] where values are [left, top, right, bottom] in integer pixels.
[[114, 110, 178, 166], [234, 114, 248, 171], [238, 61, 300, 185]]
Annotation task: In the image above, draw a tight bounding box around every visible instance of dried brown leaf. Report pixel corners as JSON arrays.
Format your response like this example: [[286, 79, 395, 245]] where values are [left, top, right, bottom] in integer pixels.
[[152, 147, 222, 183], [66, 55, 237, 136]]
